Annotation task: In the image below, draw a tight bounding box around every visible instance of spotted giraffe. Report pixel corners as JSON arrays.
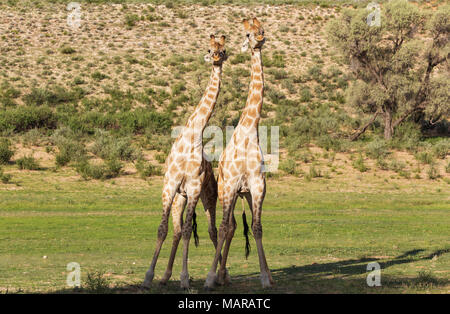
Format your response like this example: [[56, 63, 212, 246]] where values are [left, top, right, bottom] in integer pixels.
[[143, 35, 227, 289], [204, 18, 273, 290]]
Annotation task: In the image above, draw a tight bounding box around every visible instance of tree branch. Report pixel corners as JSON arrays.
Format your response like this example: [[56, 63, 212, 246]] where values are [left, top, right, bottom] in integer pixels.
[[350, 110, 381, 141], [392, 106, 425, 129]]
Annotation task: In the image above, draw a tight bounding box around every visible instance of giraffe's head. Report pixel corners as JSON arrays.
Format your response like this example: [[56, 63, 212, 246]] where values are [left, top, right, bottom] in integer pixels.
[[204, 34, 227, 65], [242, 17, 265, 52]]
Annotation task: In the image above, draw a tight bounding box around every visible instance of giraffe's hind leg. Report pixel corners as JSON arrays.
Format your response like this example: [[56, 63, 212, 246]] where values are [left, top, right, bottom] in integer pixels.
[[249, 178, 273, 288], [217, 197, 237, 285], [160, 193, 187, 285], [179, 180, 202, 289], [200, 168, 228, 283], [200, 164, 220, 254], [143, 182, 179, 288]]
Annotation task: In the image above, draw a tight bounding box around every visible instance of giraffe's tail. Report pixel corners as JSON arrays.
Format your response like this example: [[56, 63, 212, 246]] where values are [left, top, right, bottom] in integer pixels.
[[192, 209, 199, 247], [242, 198, 251, 259]]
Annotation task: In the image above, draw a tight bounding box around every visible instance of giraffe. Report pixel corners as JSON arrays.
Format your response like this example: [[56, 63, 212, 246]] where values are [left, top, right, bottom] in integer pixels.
[[143, 34, 227, 289], [204, 17, 274, 290]]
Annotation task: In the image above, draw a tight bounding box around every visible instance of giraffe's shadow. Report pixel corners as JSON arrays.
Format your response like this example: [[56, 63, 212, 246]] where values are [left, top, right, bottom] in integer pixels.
[[46, 247, 449, 294]]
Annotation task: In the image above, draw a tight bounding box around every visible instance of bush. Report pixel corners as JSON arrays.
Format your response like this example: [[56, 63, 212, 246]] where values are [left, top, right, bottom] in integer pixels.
[[0, 106, 57, 132], [124, 14, 140, 27], [90, 130, 141, 161], [278, 159, 296, 175], [60, 46, 76, 54], [135, 159, 162, 178], [432, 139, 449, 159], [155, 152, 167, 164], [51, 128, 86, 166], [366, 139, 388, 159], [376, 156, 389, 170], [300, 88, 312, 102], [427, 164, 440, 180], [230, 53, 250, 65], [305, 164, 321, 181], [389, 159, 406, 173], [415, 151, 435, 165], [16, 155, 40, 170], [84, 271, 109, 293], [0, 138, 14, 164], [352, 154, 368, 172], [0, 167, 12, 184], [75, 158, 122, 180], [23, 86, 85, 106]]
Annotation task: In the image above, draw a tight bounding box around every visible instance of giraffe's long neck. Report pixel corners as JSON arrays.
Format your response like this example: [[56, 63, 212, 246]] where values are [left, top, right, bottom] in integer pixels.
[[187, 64, 222, 131], [239, 49, 264, 130]]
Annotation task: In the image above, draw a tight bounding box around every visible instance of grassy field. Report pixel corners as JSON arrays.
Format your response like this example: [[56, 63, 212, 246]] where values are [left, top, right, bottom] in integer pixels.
[[0, 0, 449, 294], [0, 165, 449, 294]]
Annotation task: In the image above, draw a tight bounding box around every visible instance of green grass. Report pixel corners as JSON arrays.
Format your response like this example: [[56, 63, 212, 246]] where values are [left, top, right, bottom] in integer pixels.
[[0, 168, 448, 294]]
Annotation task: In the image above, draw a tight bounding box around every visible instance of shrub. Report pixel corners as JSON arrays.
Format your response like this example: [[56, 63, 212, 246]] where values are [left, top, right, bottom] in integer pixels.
[[0, 138, 14, 164], [376, 157, 389, 170], [0, 167, 12, 184], [22, 128, 43, 147], [230, 53, 250, 65], [432, 139, 449, 159], [278, 159, 296, 175], [84, 271, 109, 293], [52, 128, 86, 166], [352, 153, 368, 172], [16, 155, 40, 170], [90, 130, 141, 161], [0, 106, 57, 132], [135, 159, 162, 178], [415, 151, 435, 165], [389, 159, 406, 173], [305, 164, 321, 181], [23, 86, 85, 106], [299, 88, 312, 102], [366, 139, 388, 159], [76, 156, 122, 180], [91, 71, 109, 81], [60, 46, 76, 54], [124, 14, 140, 27], [427, 164, 440, 180], [155, 152, 167, 164]]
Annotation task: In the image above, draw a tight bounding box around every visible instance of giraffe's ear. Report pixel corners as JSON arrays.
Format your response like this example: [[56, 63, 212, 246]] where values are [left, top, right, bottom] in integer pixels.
[[253, 17, 261, 28], [242, 19, 251, 31], [219, 35, 226, 46], [210, 34, 216, 47]]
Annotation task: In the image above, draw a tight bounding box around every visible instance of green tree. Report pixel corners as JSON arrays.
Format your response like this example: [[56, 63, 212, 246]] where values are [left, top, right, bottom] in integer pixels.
[[327, 1, 449, 140]]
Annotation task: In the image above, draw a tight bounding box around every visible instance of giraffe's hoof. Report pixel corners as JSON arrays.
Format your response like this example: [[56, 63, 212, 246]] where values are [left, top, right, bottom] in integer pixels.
[[260, 273, 272, 289], [216, 268, 231, 286], [142, 270, 154, 289], [141, 281, 151, 290], [224, 269, 231, 285], [204, 271, 217, 290], [180, 272, 190, 289]]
